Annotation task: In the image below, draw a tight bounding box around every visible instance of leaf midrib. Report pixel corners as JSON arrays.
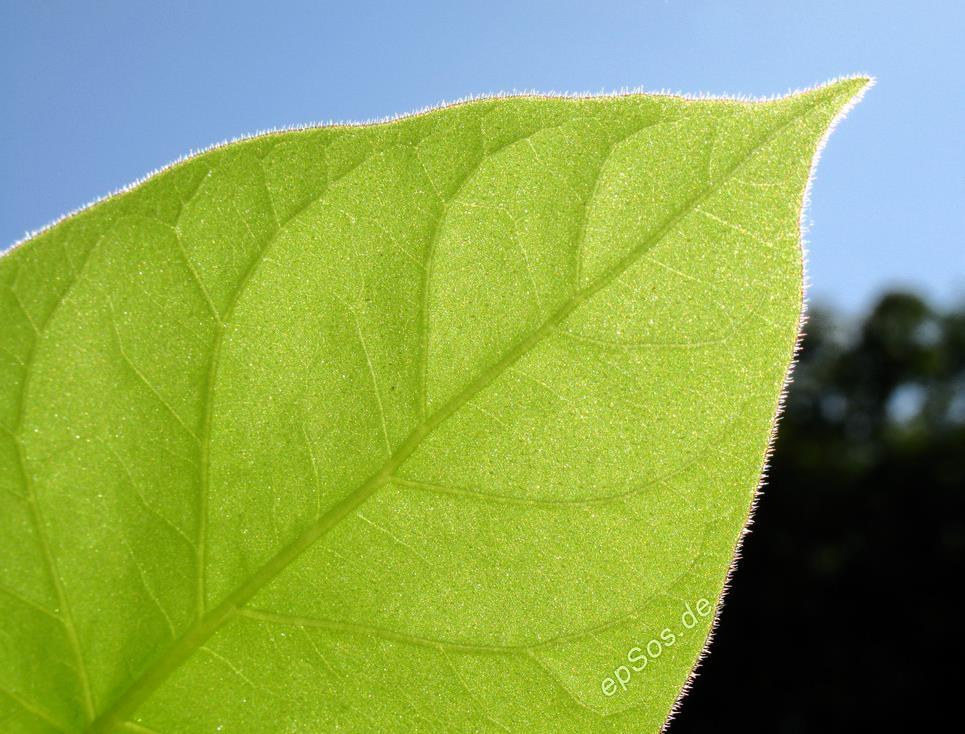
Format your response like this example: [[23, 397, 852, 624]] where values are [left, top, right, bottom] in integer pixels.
[[85, 92, 837, 733]]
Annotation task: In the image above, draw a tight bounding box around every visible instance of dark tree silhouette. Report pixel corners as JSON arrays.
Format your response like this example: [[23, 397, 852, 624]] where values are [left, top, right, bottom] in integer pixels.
[[671, 292, 964, 733]]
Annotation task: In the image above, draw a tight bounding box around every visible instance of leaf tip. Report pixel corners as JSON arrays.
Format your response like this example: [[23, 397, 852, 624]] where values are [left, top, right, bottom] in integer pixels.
[[825, 74, 876, 105]]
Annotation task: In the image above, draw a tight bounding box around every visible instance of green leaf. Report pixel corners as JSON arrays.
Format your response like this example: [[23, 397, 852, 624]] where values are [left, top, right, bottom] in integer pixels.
[[0, 77, 868, 733]]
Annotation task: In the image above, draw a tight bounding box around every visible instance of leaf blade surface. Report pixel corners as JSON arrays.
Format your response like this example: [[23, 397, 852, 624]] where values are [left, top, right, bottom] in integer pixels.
[[0, 78, 868, 733]]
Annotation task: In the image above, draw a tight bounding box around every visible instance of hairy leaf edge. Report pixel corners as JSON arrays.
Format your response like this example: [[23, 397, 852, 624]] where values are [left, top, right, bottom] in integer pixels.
[[4, 76, 872, 255], [659, 74, 874, 732]]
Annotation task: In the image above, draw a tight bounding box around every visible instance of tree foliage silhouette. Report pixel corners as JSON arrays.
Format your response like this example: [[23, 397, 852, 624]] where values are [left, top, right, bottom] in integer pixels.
[[673, 291, 964, 732]]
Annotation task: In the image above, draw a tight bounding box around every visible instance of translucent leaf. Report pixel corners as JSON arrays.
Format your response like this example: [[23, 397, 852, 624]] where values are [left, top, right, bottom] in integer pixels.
[[0, 77, 868, 733]]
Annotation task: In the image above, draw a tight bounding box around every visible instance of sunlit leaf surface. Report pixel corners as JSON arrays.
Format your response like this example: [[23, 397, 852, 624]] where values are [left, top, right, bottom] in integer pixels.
[[0, 77, 867, 733]]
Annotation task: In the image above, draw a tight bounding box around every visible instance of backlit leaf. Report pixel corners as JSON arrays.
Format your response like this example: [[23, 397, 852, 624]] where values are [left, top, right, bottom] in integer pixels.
[[0, 77, 868, 733]]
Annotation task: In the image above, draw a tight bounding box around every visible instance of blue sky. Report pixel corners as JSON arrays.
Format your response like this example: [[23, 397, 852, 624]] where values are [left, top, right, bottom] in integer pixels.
[[2, 1, 962, 311]]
